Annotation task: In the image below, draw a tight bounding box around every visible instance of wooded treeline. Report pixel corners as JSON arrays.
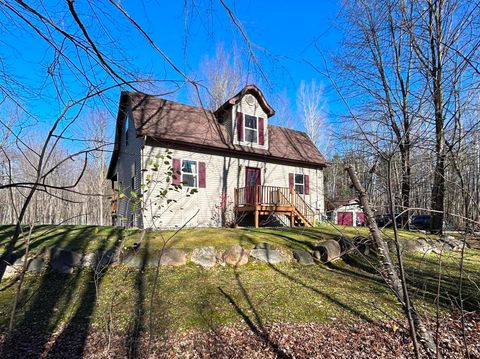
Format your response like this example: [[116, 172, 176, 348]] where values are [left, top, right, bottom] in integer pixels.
[[324, 0, 480, 231], [0, 110, 111, 226]]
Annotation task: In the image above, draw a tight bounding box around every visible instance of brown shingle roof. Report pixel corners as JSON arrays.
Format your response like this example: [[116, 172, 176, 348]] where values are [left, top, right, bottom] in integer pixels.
[[107, 90, 327, 179]]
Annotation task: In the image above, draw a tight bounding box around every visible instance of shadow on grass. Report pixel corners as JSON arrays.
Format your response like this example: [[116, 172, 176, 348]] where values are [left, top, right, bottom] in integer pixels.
[[0, 226, 124, 358]]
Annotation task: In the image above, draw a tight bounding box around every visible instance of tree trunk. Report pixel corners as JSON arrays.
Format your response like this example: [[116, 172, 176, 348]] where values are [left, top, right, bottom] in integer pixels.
[[346, 165, 441, 358]]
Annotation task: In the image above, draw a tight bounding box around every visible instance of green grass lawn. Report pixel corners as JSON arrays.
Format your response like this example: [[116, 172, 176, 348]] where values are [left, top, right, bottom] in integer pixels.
[[0, 249, 478, 336], [0, 223, 437, 256], [1, 223, 477, 338]]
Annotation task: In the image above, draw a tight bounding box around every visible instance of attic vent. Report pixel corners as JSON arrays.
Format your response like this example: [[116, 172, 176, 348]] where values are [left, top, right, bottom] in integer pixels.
[[245, 94, 255, 105]]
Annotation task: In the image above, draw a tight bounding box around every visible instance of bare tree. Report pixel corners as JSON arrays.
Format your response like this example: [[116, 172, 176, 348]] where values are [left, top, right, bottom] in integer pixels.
[[297, 80, 331, 154], [196, 43, 248, 110]]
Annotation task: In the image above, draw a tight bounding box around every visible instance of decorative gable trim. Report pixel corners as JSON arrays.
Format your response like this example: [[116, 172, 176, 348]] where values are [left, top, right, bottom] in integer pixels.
[[214, 84, 275, 118]]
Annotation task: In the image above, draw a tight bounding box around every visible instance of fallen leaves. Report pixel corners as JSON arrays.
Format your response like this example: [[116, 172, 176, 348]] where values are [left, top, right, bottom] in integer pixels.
[[0, 312, 478, 358]]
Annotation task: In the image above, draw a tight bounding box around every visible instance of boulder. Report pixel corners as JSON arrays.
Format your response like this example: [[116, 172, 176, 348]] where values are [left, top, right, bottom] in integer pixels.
[[353, 236, 371, 254], [27, 257, 46, 273], [123, 251, 152, 269], [191, 247, 217, 268], [159, 248, 186, 267], [293, 250, 315, 265], [50, 249, 82, 273], [441, 236, 468, 252], [313, 240, 341, 263], [81, 253, 98, 268], [250, 248, 289, 264], [81, 250, 118, 269], [334, 236, 352, 253], [254, 242, 272, 250], [222, 245, 249, 266], [3, 257, 23, 279]]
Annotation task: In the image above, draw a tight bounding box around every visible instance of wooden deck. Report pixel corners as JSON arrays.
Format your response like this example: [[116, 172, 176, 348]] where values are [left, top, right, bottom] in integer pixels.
[[234, 185, 316, 228]]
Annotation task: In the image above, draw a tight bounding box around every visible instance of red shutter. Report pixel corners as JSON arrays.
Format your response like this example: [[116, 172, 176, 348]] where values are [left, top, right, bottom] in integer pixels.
[[198, 162, 206, 188], [236, 111, 244, 142], [288, 173, 294, 189], [305, 175, 310, 195], [172, 159, 181, 185], [258, 117, 264, 145]]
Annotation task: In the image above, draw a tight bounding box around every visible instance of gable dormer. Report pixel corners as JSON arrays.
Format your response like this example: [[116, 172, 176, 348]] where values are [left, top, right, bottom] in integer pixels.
[[214, 84, 275, 149]]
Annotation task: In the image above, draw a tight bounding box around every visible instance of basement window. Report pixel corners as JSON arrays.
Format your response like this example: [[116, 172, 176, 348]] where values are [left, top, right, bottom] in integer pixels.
[[182, 160, 198, 187]]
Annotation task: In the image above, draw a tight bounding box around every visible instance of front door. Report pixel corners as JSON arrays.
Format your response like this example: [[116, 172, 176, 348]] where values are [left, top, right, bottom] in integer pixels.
[[245, 167, 261, 204]]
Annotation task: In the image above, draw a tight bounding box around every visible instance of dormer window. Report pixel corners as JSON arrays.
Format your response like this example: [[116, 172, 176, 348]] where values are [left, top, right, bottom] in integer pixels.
[[244, 115, 258, 144]]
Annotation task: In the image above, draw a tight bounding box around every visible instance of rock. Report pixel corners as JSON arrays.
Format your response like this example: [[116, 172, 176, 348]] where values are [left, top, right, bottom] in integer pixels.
[[50, 249, 82, 273], [222, 245, 249, 266], [3, 257, 23, 279], [81, 253, 97, 268], [123, 251, 152, 269], [191, 247, 217, 268], [81, 250, 118, 269], [334, 236, 352, 253], [414, 238, 433, 253], [254, 242, 272, 250], [441, 236, 467, 252], [353, 236, 372, 254], [250, 248, 289, 264], [313, 240, 341, 263], [159, 248, 186, 267], [27, 257, 46, 273], [293, 250, 314, 265]]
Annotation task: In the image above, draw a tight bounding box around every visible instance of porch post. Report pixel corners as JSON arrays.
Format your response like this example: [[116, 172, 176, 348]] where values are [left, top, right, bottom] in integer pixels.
[[289, 186, 295, 227], [254, 185, 259, 228]]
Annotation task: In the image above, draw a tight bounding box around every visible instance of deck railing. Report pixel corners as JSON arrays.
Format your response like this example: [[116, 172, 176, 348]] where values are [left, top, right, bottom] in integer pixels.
[[294, 191, 316, 225], [235, 185, 292, 206], [234, 185, 316, 225]]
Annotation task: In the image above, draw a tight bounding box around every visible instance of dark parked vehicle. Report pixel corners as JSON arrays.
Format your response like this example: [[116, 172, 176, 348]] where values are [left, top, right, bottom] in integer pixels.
[[375, 213, 401, 228], [409, 215, 431, 230]]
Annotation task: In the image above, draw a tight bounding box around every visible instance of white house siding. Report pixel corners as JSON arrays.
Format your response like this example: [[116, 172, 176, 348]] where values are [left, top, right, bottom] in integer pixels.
[[115, 109, 144, 227], [141, 144, 325, 229]]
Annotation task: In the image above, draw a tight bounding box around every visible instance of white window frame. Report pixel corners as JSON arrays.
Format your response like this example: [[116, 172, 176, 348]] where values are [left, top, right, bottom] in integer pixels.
[[243, 114, 258, 144], [294, 173, 305, 195], [181, 159, 198, 188]]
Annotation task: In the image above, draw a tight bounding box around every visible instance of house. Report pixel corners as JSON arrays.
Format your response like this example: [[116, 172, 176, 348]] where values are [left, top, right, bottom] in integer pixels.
[[326, 198, 365, 226], [106, 84, 328, 229]]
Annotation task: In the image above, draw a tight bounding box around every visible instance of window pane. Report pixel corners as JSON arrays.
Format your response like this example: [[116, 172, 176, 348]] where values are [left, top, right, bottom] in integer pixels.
[[182, 160, 197, 174], [182, 174, 197, 187], [295, 184, 304, 194], [245, 129, 257, 143], [245, 115, 257, 129], [295, 174, 304, 184]]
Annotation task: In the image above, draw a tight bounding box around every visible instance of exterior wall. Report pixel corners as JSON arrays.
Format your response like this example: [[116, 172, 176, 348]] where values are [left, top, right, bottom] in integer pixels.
[[115, 109, 144, 227], [141, 144, 325, 229]]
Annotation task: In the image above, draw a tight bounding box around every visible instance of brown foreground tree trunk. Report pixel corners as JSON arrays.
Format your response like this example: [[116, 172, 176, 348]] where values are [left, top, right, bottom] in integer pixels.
[[346, 165, 441, 358]]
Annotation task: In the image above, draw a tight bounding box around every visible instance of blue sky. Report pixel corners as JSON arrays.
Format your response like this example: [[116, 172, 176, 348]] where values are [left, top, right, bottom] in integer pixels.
[[1, 1, 344, 141]]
